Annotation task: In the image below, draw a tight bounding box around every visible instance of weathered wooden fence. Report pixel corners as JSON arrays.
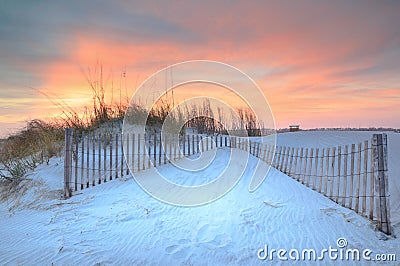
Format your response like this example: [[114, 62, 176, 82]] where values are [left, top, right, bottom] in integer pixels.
[[63, 129, 231, 194], [239, 134, 391, 235], [64, 129, 391, 234]]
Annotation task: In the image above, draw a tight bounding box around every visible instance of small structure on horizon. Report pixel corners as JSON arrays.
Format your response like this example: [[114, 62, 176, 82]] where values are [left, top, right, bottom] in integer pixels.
[[289, 124, 300, 132]]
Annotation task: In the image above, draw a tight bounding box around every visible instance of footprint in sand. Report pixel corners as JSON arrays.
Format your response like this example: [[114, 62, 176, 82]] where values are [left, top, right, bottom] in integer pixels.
[[196, 224, 232, 249], [165, 239, 191, 255], [165, 244, 182, 254]]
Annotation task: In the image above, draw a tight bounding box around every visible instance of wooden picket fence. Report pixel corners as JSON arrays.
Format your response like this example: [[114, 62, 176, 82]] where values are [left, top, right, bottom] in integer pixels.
[[64, 129, 391, 234], [240, 134, 391, 235], [63, 129, 231, 195]]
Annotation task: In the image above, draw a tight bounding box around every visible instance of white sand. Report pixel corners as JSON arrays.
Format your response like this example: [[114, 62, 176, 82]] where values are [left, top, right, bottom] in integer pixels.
[[0, 131, 399, 265]]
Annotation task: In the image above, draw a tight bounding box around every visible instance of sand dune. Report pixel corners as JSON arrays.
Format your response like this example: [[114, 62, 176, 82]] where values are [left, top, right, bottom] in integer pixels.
[[0, 131, 399, 265]]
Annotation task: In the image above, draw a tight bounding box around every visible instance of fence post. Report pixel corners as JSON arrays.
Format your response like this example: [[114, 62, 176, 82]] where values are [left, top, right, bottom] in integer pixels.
[[98, 133, 102, 184], [104, 133, 107, 182], [362, 140, 368, 216], [302, 148, 308, 184], [307, 148, 313, 187], [323, 148, 330, 196], [355, 143, 362, 213], [92, 133, 95, 186], [318, 148, 324, 193], [74, 131, 78, 191], [329, 147, 336, 200], [342, 146, 348, 207], [86, 132, 90, 187], [292, 147, 299, 180], [313, 148, 319, 190], [280, 147, 286, 172], [288, 147, 294, 176], [115, 134, 119, 178], [297, 148, 303, 182], [64, 128, 73, 198], [81, 131, 85, 189], [372, 134, 391, 235], [335, 146, 341, 203], [369, 144, 374, 220], [159, 133, 162, 164]]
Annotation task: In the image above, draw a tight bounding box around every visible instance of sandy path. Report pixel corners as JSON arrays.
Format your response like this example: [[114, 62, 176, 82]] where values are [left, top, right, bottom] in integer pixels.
[[1, 148, 399, 265]]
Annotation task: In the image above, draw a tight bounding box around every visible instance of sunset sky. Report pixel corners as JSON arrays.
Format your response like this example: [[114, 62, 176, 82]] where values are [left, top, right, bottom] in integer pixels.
[[0, 0, 399, 137]]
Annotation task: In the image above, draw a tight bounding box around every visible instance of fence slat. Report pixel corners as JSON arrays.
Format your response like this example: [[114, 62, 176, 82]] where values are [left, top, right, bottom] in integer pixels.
[[369, 143, 374, 220], [92, 133, 95, 186], [274, 146, 281, 169], [302, 148, 308, 184], [323, 148, 330, 196], [279, 146, 284, 170], [153, 133, 156, 166], [342, 145, 348, 207], [182, 134, 186, 156], [159, 133, 162, 165], [86, 132, 90, 187], [98, 133, 102, 184], [297, 148, 303, 182], [279, 146, 285, 171], [148, 139, 151, 169], [312, 148, 318, 190], [267, 145, 273, 165], [142, 135, 146, 170], [137, 133, 140, 172], [120, 133, 124, 176], [64, 128, 73, 198], [193, 135, 196, 154], [306, 148, 313, 187], [292, 148, 299, 180], [362, 140, 368, 216], [288, 147, 294, 176], [104, 133, 107, 182], [126, 134, 130, 176], [131, 133, 135, 173], [164, 134, 167, 164], [175, 134, 179, 160], [329, 147, 336, 200], [373, 134, 391, 235], [349, 144, 355, 208], [355, 143, 362, 213], [74, 131, 78, 191], [169, 135, 173, 163], [283, 146, 290, 174], [335, 146, 341, 203], [318, 148, 324, 193], [109, 133, 113, 181], [262, 145, 267, 162], [115, 134, 119, 179]]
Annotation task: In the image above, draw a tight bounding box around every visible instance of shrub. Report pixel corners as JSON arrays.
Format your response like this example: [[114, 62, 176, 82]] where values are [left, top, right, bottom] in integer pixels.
[[0, 120, 64, 181]]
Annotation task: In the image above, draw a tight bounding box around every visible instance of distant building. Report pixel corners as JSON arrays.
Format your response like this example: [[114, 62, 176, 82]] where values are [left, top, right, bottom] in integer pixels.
[[289, 125, 300, 132]]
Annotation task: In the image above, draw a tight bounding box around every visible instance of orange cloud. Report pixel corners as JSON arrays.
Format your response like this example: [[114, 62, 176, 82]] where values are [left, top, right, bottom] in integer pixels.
[[10, 1, 399, 134]]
